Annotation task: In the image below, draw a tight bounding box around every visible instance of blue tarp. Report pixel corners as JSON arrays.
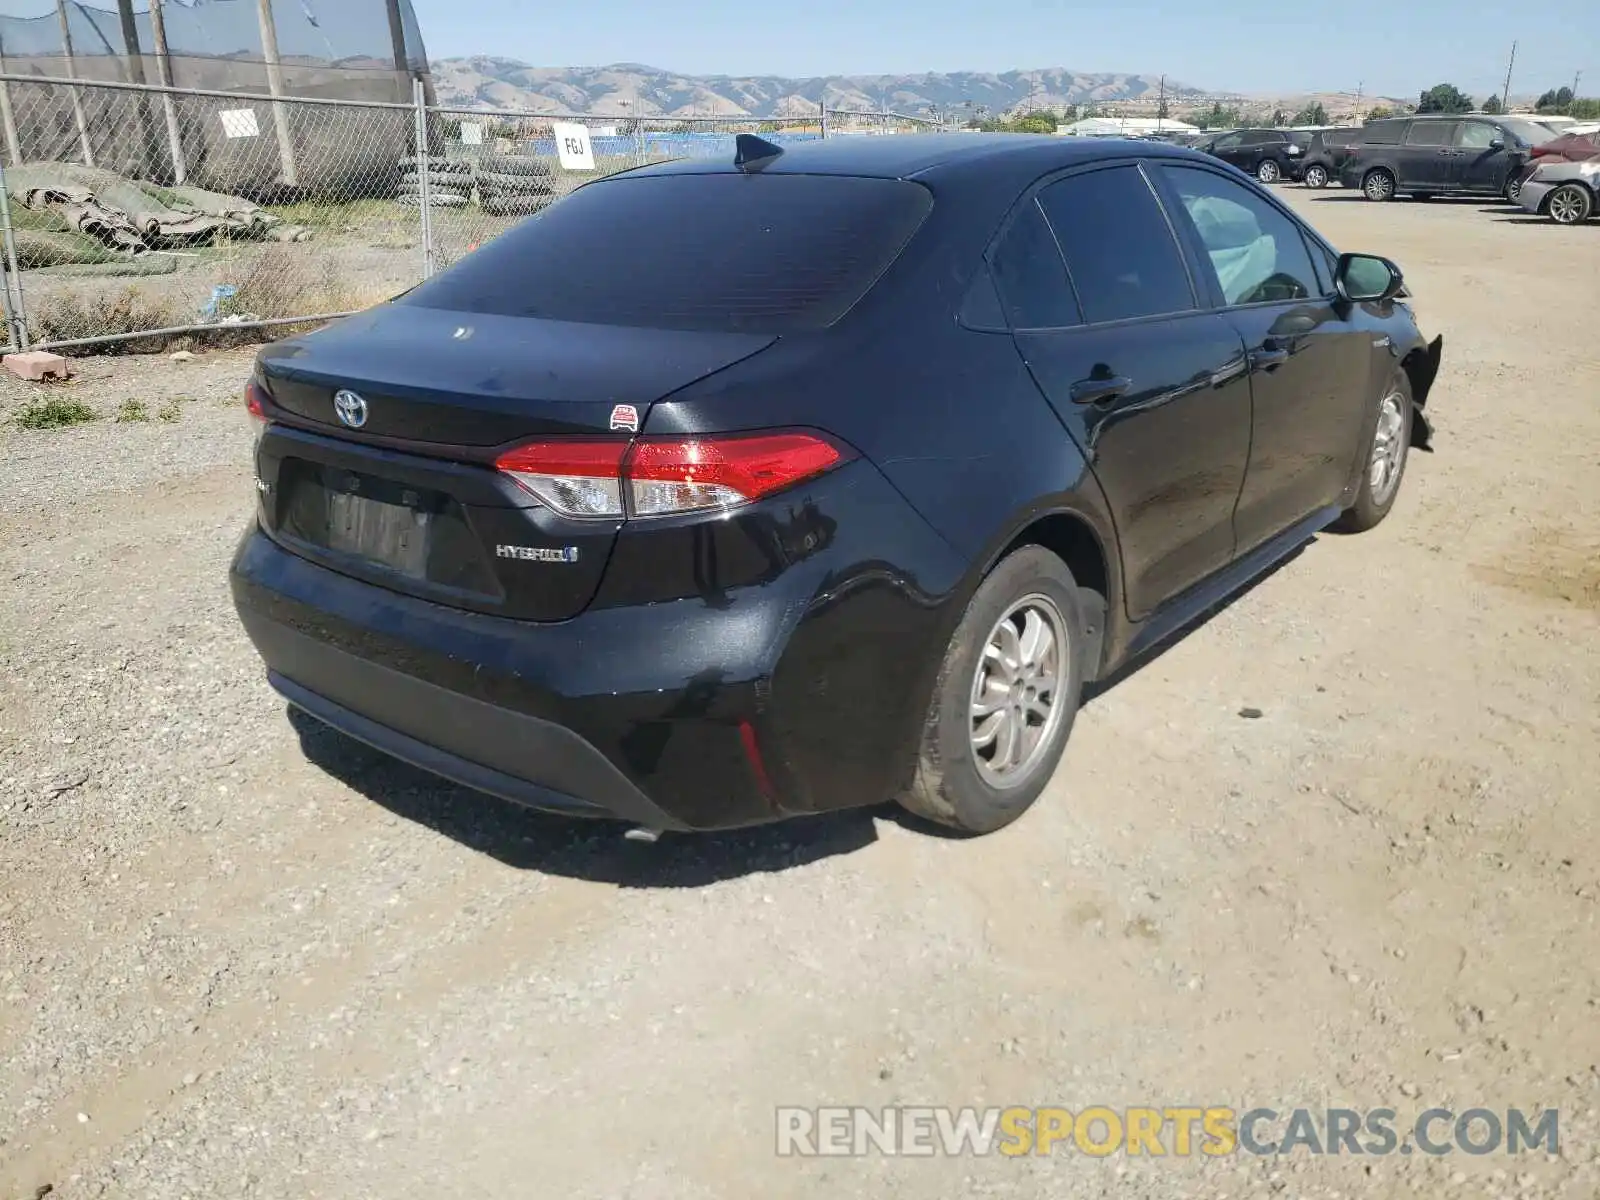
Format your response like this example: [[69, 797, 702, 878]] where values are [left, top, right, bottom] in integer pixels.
[[526, 132, 824, 159]]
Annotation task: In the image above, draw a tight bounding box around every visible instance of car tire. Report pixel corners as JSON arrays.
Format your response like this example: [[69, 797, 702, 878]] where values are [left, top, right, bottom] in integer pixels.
[[1362, 169, 1397, 202], [1504, 177, 1523, 204], [1547, 182, 1594, 225], [1303, 164, 1329, 188], [397, 156, 470, 176], [479, 154, 554, 178], [1332, 371, 1413, 534], [1257, 159, 1281, 184], [400, 170, 476, 192], [897, 546, 1087, 835], [475, 171, 559, 197]]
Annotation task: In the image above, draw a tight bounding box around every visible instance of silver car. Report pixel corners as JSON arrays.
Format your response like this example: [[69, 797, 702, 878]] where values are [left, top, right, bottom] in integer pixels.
[[1519, 159, 1599, 225]]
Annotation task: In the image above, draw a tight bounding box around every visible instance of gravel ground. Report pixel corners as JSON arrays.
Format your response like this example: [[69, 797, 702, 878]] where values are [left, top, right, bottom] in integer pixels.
[[1, 190, 1598, 1200]]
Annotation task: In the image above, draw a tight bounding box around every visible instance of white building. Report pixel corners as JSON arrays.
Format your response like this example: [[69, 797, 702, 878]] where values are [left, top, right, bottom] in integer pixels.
[[1056, 117, 1200, 137]]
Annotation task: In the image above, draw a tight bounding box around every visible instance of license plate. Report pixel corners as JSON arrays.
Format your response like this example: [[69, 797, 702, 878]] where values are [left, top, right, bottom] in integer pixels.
[[326, 491, 431, 577]]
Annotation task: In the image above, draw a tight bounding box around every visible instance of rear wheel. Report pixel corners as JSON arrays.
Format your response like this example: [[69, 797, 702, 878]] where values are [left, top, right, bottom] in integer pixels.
[[1504, 176, 1523, 204], [1363, 169, 1396, 202], [898, 547, 1086, 834], [1548, 183, 1594, 225], [1257, 159, 1281, 184], [1333, 372, 1412, 533], [1303, 163, 1329, 188]]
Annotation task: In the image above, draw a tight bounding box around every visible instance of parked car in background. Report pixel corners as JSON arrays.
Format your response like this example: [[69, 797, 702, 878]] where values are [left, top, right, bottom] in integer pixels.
[[1526, 128, 1600, 167], [1197, 128, 1312, 183], [1299, 127, 1363, 188], [1340, 114, 1555, 202], [1515, 128, 1600, 193], [230, 133, 1442, 836], [1519, 158, 1599, 224]]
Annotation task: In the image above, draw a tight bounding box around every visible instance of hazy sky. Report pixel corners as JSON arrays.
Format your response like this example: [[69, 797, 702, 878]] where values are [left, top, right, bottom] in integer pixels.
[[409, 0, 1595, 100]]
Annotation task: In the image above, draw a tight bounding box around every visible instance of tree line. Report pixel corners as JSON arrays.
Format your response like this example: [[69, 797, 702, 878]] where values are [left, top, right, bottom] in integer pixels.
[[1417, 82, 1599, 119], [959, 81, 1598, 136]]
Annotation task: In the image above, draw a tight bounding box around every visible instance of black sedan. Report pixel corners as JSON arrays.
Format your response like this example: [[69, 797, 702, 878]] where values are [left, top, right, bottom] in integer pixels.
[[231, 133, 1443, 836]]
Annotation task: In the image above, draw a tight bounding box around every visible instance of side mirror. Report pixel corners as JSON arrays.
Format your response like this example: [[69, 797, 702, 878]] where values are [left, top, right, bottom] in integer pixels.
[[1335, 253, 1404, 304], [1488, 137, 1506, 150]]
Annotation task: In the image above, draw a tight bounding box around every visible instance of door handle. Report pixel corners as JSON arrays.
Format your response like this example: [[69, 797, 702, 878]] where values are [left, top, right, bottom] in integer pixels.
[[1070, 375, 1132, 405], [1249, 347, 1289, 371]]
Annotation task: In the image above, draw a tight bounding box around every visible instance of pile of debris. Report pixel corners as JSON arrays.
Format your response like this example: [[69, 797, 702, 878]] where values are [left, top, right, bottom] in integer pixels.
[[5, 163, 313, 265]]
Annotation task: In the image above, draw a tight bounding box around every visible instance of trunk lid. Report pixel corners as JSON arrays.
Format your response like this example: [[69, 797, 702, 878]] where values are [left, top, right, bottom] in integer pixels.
[[258, 304, 776, 446], [253, 305, 777, 621]]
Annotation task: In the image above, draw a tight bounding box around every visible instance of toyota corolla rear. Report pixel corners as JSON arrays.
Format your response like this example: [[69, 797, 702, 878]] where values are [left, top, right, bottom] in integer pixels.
[[229, 163, 962, 831]]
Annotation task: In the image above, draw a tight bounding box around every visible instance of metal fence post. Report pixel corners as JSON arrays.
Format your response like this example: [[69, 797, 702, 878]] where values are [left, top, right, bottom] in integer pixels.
[[820, 106, 829, 139], [0, 156, 29, 351], [413, 77, 436, 279]]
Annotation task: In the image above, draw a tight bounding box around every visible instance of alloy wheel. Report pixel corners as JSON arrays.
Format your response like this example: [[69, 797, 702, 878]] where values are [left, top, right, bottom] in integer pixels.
[[1369, 390, 1407, 506], [1365, 171, 1395, 201], [968, 595, 1070, 790], [1549, 184, 1593, 225]]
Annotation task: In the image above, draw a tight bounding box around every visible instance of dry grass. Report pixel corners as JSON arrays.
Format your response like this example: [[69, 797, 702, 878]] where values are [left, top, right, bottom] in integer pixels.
[[28, 246, 386, 357]]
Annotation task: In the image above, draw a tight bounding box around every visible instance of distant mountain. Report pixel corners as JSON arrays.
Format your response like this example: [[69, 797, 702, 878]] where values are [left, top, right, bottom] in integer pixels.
[[429, 59, 1206, 120]]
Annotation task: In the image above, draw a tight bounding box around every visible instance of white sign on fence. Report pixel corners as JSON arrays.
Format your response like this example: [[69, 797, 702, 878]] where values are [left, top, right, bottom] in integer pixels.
[[218, 109, 260, 139], [460, 122, 484, 146], [551, 121, 596, 171]]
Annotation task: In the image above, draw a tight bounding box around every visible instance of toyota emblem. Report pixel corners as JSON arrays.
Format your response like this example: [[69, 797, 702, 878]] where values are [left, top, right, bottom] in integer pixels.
[[333, 389, 368, 429]]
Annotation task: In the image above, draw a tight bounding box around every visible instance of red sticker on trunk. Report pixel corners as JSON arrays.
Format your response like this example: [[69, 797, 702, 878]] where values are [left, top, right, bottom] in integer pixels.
[[609, 404, 639, 432]]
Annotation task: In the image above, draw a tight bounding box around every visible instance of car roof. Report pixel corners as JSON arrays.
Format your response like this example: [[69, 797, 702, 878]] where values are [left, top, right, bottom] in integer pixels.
[[622, 132, 1205, 185]]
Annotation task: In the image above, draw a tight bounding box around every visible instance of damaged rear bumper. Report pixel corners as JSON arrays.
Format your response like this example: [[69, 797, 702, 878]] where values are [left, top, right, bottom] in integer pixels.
[[1409, 334, 1443, 450]]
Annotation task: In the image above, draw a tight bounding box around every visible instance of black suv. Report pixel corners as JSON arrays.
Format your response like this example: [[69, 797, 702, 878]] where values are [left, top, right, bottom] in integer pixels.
[[1196, 128, 1312, 183], [232, 135, 1443, 837], [1299, 128, 1362, 188], [1339, 114, 1554, 202]]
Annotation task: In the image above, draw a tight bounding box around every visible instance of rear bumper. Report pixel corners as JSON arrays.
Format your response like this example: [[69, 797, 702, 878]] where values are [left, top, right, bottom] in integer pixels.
[[1518, 178, 1557, 215], [230, 449, 965, 830], [232, 526, 787, 830], [266, 649, 677, 829]]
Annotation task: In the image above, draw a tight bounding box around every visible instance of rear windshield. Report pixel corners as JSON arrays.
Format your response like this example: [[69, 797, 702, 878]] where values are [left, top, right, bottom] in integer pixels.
[[397, 173, 933, 333]]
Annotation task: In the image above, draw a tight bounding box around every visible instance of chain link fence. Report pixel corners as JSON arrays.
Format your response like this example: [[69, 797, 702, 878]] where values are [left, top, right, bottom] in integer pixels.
[[0, 73, 950, 356]]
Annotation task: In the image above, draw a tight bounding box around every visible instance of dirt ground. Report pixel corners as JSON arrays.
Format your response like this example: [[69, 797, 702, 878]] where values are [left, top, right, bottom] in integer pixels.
[[1, 190, 1597, 1200]]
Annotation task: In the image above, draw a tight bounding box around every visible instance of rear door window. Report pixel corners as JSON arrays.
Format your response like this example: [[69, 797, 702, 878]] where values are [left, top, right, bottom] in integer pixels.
[[1363, 120, 1406, 144], [397, 173, 933, 333], [1036, 166, 1196, 324], [988, 201, 1080, 329]]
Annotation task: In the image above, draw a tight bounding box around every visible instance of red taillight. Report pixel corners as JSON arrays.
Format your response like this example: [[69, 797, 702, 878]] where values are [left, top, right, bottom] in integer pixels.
[[494, 431, 850, 520], [245, 379, 268, 423], [245, 379, 269, 454], [627, 432, 845, 516], [495, 440, 628, 518]]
